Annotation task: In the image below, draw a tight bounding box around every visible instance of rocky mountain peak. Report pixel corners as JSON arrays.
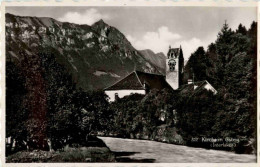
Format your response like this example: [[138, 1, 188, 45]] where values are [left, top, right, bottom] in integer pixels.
[[6, 13, 164, 90], [156, 52, 166, 57], [92, 19, 108, 28], [97, 19, 105, 24]]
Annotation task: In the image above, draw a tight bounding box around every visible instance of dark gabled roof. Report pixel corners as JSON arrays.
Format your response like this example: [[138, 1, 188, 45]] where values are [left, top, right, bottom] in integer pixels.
[[104, 71, 143, 90], [178, 80, 216, 95], [104, 71, 172, 91], [178, 80, 206, 94], [135, 71, 172, 90]]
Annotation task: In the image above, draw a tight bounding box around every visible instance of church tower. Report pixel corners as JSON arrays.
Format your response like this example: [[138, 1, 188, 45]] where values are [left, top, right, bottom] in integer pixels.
[[166, 45, 184, 90]]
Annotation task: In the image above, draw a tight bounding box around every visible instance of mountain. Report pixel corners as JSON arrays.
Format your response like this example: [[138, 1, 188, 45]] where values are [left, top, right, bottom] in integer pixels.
[[5, 13, 162, 90], [139, 49, 166, 74]]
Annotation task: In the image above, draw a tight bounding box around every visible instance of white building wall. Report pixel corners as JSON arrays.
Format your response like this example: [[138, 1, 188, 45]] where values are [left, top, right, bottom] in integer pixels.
[[105, 89, 145, 102], [204, 82, 217, 94]]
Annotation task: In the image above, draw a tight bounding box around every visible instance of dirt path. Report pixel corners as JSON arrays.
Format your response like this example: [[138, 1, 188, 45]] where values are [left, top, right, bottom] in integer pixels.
[[98, 136, 256, 163]]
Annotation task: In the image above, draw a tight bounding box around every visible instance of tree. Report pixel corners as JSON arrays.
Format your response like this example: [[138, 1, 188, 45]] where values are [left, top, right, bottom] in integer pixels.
[[109, 89, 178, 139], [236, 23, 247, 35], [6, 61, 28, 153], [175, 91, 217, 146], [216, 21, 234, 67], [183, 46, 215, 84]]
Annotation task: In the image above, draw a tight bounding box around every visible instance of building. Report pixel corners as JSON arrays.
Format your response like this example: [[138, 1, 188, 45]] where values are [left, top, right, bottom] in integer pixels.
[[104, 71, 172, 102], [179, 80, 217, 95], [104, 46, 216, 102]]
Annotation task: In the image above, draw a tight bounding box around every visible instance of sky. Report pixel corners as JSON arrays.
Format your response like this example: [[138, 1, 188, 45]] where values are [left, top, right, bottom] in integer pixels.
[[6, 6, 257, 60]]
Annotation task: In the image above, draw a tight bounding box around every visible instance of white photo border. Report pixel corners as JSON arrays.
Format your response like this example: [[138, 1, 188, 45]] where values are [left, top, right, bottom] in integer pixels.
[[0, 0, 259, 167]]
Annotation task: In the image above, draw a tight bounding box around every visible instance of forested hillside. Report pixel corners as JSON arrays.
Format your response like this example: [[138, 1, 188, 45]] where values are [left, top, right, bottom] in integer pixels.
[[184, 22, 256, 90], [182, 22, 257, 150]]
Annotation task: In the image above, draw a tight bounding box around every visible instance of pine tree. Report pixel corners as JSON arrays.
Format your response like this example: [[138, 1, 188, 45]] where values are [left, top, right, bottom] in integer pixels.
[[236, 23, 247, 35], [216, 21, 234, 67]]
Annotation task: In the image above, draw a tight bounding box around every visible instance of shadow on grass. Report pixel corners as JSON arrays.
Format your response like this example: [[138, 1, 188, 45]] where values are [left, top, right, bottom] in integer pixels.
[[116, 157, 156, 163], [113, 151, 139, 156], [113, 151, 155, 163]]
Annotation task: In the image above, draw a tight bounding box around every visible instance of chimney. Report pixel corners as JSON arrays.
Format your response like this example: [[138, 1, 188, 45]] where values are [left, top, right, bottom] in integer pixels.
[[115, 93, 119, 101], [143, 81, 149, 94], [188, 79, 193, 84]]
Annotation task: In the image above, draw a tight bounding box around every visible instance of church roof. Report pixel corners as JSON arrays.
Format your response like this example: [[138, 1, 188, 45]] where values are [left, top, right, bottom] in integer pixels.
[[104, 71, 172, 91], [167, 48, 180, 58]]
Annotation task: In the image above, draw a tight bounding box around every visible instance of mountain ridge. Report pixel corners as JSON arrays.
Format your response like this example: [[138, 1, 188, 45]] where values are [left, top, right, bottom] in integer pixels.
[[6, 13, 165, 90], [139, 49, 166, 74]]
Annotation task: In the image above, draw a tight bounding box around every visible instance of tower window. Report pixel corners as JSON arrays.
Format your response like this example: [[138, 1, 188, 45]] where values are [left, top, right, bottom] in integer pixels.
[[171, 53, 174, 58]]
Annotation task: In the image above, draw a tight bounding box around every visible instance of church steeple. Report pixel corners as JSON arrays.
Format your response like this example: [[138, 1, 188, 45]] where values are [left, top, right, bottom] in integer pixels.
[[166, 45, 184, 89]]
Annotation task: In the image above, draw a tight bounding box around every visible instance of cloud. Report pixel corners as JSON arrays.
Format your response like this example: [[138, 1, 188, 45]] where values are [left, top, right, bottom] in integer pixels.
[[127, 26, 209, 60], [175, 38, 208, 60], [58, 8, 111, 25], [127, 26, 181, 55]]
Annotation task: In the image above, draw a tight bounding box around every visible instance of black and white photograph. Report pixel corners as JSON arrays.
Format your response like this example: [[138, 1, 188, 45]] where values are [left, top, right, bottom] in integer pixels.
[[2, 2, 258, 165]]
